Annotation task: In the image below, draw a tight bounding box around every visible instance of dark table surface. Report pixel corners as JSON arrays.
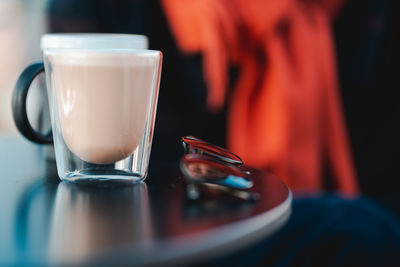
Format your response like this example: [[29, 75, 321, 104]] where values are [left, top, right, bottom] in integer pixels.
[[0, 136, 291, 266]]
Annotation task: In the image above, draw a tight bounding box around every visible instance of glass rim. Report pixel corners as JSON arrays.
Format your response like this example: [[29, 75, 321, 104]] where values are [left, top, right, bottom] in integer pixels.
[[43, 48, 161, 55], [41, 33, 149, 50]]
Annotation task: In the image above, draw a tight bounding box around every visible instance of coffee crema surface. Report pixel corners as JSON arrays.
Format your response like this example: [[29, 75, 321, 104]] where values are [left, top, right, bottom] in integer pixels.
[[48, 50, 159, 164]]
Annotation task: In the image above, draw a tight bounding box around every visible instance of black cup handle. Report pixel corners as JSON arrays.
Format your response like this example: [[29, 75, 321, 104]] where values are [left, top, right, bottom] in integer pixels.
[[12, 62, 53, 145]]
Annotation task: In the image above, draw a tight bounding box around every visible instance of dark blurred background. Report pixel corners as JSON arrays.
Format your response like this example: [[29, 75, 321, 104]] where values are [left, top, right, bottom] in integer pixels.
[[334, 0, 399, 210]]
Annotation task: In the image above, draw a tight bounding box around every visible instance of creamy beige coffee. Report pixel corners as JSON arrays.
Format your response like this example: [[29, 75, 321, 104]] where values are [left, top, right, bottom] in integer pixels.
[[48, 51, 159, 164]]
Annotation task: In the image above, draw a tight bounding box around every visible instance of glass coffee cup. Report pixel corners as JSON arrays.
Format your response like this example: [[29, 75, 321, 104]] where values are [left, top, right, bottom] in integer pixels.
[[12, 34, 162, 183]]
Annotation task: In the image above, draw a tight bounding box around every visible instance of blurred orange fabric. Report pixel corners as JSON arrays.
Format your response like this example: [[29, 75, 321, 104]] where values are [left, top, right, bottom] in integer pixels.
[[162, 0, 358, 194]]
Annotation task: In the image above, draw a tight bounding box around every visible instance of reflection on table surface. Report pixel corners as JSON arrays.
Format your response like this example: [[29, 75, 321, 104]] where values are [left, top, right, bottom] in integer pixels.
[[0, 138, 291, 266], [48, 182, 152, 265]]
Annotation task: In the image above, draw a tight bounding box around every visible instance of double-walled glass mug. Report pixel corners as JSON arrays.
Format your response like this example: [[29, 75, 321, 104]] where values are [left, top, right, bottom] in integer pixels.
[[12, 34, 162, 183]]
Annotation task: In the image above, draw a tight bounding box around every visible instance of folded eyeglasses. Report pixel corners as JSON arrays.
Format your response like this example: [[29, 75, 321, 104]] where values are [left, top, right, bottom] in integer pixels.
[[180, 136, 259, 201]]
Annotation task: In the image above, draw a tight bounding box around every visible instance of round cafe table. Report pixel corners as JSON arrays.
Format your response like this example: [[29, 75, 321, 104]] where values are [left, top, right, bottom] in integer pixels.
[[0, 136, 292, 266]]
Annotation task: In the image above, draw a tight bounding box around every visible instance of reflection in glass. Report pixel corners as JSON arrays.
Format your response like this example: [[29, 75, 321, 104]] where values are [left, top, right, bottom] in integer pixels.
[[181, 136, 243, 166], [180, 154, 252, 189], [180, 154, 258, 201]]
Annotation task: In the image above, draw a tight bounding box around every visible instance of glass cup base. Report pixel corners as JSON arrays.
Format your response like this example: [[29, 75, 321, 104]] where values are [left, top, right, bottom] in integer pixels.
[[61, 169, 145, 185]]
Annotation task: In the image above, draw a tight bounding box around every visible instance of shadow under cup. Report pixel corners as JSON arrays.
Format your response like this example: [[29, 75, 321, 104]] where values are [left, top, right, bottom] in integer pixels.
[[13, 34, 163, 183]]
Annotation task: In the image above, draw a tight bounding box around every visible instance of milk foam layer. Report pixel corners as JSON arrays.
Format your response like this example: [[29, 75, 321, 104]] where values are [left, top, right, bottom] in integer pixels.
[[48, 51, 160, 164]]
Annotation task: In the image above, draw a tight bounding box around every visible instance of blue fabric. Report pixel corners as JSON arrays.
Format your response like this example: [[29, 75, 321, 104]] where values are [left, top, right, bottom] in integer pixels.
[[212, 195, 400, 267]]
